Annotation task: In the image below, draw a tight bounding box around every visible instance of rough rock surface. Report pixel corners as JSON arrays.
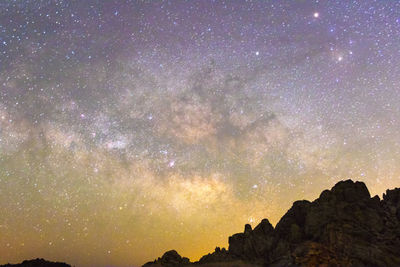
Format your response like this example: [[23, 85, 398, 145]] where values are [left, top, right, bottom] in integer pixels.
[[0, 258, 71, 267], [144, 180, 400, 267]]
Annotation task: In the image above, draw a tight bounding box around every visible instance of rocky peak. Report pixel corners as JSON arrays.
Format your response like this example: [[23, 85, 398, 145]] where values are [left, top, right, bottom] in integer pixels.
[[198, 247, 234, 264], [253, 219, 273, 236], [383, 187, 400, 220], [383, 187, 400, 205], [244, 224, 252, 235], [329, 179, 371, 202], [142, 250, 190, 267]]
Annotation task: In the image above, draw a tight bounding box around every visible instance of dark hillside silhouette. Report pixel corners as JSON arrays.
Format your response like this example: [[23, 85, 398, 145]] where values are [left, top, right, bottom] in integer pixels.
[[0, 259, 71, 267]]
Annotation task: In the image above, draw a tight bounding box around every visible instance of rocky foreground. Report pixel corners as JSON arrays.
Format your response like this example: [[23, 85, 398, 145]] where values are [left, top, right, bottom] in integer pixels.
[[143, 180, 400, 267]]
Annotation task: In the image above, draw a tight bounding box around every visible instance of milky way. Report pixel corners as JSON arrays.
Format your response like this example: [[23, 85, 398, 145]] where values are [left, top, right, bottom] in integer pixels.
[[1, 1, 400, 266]]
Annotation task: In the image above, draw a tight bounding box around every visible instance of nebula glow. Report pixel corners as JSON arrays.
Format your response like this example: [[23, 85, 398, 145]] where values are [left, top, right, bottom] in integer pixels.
[[1, 1, 400, 266]]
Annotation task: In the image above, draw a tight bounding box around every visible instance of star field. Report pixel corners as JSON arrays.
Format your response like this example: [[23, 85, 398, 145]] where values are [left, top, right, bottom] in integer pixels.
[[1, 1, 400, 266]]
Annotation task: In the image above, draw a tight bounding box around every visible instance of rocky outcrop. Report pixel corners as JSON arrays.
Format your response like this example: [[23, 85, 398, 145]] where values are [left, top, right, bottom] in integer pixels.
[[143, 180, 400, 267], [383, 187, 400, 220], [228, 219, 274, 263], [143, 250, 191, 267], [226, 180, 400, 266], [0, 258, 71, 267], [198, 247, 235, 263]]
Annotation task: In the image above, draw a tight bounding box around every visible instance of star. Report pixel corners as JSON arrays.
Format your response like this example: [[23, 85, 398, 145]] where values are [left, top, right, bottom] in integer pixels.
[[1, 1, 399, 266]]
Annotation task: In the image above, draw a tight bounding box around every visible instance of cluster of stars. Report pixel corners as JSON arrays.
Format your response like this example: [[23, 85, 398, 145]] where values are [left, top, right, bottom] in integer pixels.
[[1, 1, 400, 267]]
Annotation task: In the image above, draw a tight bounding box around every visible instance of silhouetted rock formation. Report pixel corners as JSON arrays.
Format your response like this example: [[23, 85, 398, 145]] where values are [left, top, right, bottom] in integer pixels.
[[143, 180, 400, 267], [198, 247, 235, 263], [143, 250, 191, 267], [0, 258, 71, 267]]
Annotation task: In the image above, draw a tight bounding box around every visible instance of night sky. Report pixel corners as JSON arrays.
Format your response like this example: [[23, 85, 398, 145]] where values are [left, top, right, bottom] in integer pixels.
[[1, 1, 400, 266]]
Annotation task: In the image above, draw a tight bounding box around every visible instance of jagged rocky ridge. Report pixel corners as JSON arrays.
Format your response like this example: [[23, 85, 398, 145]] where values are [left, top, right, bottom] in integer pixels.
[[143, 180, 400, 267], [0, 258, 71, 267]]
